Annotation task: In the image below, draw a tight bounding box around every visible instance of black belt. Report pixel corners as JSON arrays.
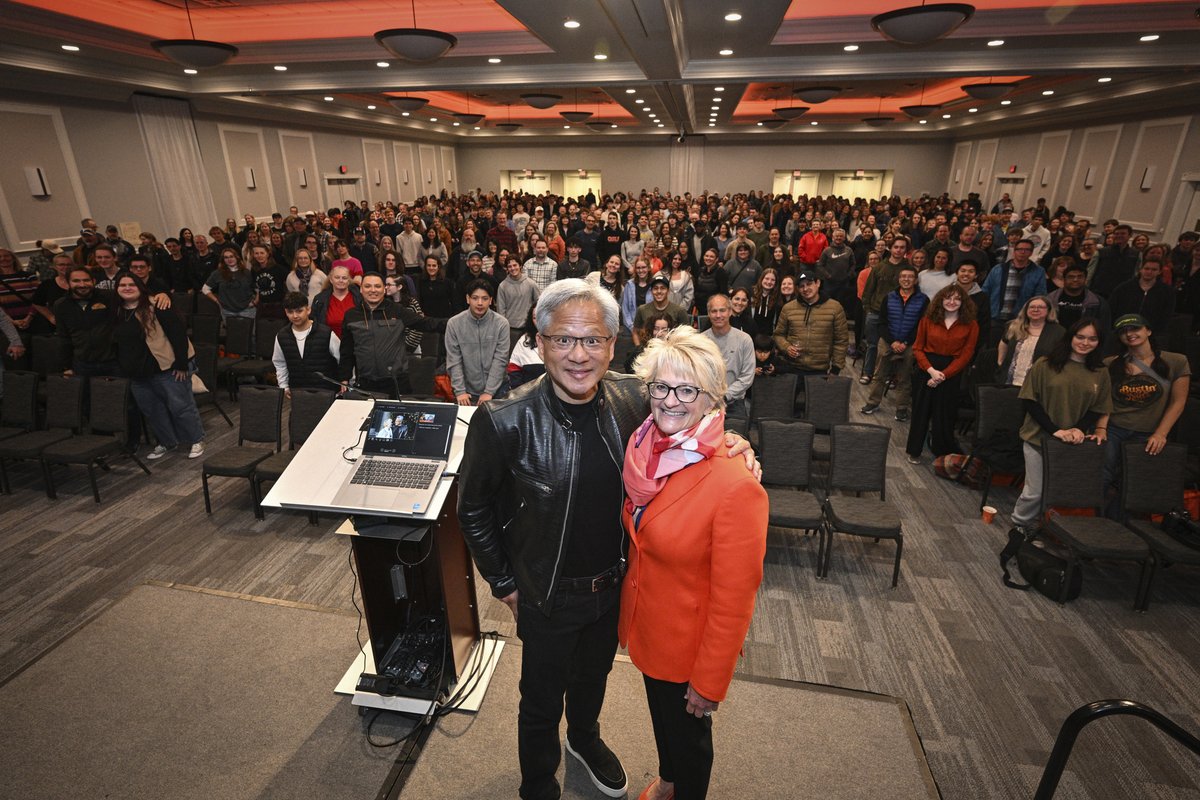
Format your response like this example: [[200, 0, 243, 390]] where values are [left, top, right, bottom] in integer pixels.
[[557, 563, 625, 594]]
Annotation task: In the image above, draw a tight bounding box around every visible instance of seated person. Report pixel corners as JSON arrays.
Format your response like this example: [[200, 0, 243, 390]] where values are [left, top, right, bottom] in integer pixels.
[[271, 291, 341, 398], [506, 307, 545, 390]]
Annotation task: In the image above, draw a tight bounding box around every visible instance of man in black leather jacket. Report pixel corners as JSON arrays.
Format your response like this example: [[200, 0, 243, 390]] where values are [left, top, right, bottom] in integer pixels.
[[459, 279, 757, 800]]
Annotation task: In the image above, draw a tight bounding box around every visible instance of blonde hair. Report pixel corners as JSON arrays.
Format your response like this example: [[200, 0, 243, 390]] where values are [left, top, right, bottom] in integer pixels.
[[633, 325, 727, 410]]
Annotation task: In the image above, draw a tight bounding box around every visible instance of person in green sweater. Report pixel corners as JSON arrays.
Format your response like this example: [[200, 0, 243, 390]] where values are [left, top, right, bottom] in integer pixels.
[[859, 237, 909, 384]]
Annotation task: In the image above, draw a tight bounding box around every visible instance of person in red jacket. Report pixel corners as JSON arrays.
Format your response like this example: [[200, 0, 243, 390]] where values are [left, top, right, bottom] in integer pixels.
[[795, 219, 829, 269], [905, 283, 979, 464]]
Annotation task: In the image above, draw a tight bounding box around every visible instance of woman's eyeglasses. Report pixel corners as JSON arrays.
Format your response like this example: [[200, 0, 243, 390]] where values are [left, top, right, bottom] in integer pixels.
[[646, 381, 702, 403]]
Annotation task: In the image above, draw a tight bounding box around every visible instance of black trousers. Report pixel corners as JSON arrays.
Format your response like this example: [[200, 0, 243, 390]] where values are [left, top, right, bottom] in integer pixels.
[[516, 585, 621, 800], [905, 354, 963, 458], [643, 675, 714, 799]]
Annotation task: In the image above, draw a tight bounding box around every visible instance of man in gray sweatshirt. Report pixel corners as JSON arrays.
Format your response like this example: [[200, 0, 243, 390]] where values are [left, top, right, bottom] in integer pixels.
[[446, 278, 511, 405], [496, 257, 542, 345]]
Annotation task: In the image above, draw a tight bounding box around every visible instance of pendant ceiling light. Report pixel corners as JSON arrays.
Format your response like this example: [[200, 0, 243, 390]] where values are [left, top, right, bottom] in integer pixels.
[[521, 93, 563, 109], [374, 0, 457, 62], [962, 81, 1018, 100], [388, 95, 429, 112], [773, 106, 810, 120], [757, 118, 786, 129], [900, 80, 940, 118], [871, 2, 974, 45], [793, 86, 841, 104], [495, 105, 522, 131], [862, 96, 893, 126], [453, 95, 484, 125], [560, 89, 593, 123], [151, 0, 238, 68]]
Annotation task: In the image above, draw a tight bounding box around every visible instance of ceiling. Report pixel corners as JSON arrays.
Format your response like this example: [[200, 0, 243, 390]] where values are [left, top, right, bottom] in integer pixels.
[[2, 0, 1199, 142]]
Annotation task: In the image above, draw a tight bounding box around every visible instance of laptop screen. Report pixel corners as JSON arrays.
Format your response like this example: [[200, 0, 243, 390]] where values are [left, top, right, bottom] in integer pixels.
[[362, 401, 456, 458]]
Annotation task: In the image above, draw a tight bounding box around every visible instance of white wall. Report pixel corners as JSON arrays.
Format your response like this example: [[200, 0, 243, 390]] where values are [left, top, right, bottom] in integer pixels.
[[952, 114, 1198, 237], [457, 139, 952, 200]]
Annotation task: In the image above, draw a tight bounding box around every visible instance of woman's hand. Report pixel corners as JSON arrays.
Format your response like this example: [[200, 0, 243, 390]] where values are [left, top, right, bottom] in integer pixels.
[[927, 368, 946, 383], [684, 683, 719, 718], [1087, 429, 1107, 445], [1053, 428, 1084, 444], [1145, 433, 1167, 455], [172, 369, 188, 382]]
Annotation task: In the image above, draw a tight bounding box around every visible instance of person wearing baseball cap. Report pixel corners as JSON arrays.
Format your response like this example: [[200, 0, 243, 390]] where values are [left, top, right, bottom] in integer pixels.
[[28, 239, 65, 281], [632, 272, 690, 344], [1101, 311, 1191, 517]]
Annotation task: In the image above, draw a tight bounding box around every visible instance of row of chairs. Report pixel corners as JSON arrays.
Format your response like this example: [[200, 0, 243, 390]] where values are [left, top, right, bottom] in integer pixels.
[[0, 372, 149, 502]]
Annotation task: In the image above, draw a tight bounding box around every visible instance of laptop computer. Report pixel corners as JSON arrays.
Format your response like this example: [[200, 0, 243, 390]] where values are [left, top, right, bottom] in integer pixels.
[[331, 400, 458, 515]]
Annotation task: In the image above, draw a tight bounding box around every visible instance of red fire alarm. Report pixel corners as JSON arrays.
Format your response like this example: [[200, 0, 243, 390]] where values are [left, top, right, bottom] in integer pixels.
[[1009, 165, 1017, 174], [339, 165, 348, 174]]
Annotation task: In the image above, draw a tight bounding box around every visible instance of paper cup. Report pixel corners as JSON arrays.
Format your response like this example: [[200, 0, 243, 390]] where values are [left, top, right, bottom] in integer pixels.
[[981, 505, 997, 524]]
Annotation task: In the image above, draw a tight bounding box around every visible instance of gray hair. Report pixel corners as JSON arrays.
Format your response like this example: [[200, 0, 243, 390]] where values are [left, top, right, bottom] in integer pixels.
[[633, 326, 727, 410], [535, 278, 620, 337]]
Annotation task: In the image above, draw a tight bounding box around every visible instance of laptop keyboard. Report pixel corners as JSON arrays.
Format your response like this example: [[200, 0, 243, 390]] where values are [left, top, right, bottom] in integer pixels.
[[350, 459, 439, 489]]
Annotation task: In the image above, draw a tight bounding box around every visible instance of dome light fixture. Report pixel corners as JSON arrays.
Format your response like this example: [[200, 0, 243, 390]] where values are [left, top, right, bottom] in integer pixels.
[[495, 122, 522, 131], [758, 118, 786, 129], [862, 116, 893, 126], [151, 0, 238, 69], [560, 111, 593, 123], [900, 104, 940, 118], [374, 0, 457, 62], [794, 86, 842, 103], [521, 93, 562, 109], [962, 81, 1017, 100], [388, 95, 430, 112], [773, 106, 810, 120], [870, 3, 975, 45], [455, 113, 484, 125]]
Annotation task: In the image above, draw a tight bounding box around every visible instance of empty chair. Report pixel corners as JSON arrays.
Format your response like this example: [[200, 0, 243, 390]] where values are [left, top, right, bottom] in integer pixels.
[[30, 335, 65, 378], [216, 315, 256, 398], [201, 385, 283, 516], [252, 388, 335, 522], [406, 356, 439, 399], [723, 414, 749, 439], [0, 371, 39, 441], [1122, 443, 1194, 609], [41, 376, 150, 503], [759, 419, 825, 561], [821, 423, 902, 586], [229, 317, 287, 397], [1040, 437, 1154, 608], [190, 315, 220, 347], [420, 331, 443, 365], [747, 373, 798, 448], [803, 373, 851, 462], [192, 344, 233, 428], [962, 384, 1026, 511], [696, 314, 710, 332], [0, 375, 84, 494], [170, 290, 195, 318]]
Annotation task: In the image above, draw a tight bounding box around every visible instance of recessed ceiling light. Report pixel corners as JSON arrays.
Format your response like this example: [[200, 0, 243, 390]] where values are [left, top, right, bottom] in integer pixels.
[[719, 48, 734, 56], [987, 39, 1004, 47], [273, 65, 287, 71], [430, 117, 438, 121], [563, 18, 581, 29], [184, 68, 198, 75], [1139, 34, 1159, 42], [919, 120, 928, 124], [323, 96, 334, 101], [367, 105, 376, 110], [713, 97, 722, 102], [61, 44, 80, 52], [594, 53, 607, 60], [564, 125, 571, 129], [757, 121, 763, 126], [942, 113, 951, 118], [715, 86, 725, 92], [968, 107, 978, 113], [635, 98, 644, 104], [1000, 99, 1012, 105], [657, 123, 664, 127], [474, 126, 481, 130], [810, 121, 818, 126], [1098, 77, 1112, 83], [1042, 89, 1054, 96], [376, 61, 390, 68], [711, 106, 719, 110], [401, 112, 410, 117], [611, 124, 618, 128], [709, 123, 716, 127], [724, 12, 742, 22], [626, 89, 636, 94], [649, 114, 656, 118], [488, 57, 502, 64], [453, 122, 460, 126], [843, 44, 859, 52]]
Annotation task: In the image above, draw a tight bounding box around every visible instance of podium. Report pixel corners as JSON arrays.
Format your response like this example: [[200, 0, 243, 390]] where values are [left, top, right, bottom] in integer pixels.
[[262, 400, 503, 713]]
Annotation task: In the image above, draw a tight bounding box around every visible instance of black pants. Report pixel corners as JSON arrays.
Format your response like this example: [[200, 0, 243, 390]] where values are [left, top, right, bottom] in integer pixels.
[[516, 585, 621, 800], [643, 675, 714, 799], [905, 354, 962, 458]]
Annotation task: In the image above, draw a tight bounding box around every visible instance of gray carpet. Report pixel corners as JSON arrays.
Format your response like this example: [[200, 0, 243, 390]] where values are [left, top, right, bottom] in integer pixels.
[[401, 643, 939, 799], [0, 583, 408, 800]]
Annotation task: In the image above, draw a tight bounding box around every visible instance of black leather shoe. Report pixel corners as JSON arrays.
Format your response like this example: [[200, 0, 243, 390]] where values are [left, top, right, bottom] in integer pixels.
[[566, 736, 628, 797]]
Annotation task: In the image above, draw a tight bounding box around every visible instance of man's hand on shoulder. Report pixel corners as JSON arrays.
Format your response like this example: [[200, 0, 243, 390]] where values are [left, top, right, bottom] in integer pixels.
[[723, 430, 762, 482]]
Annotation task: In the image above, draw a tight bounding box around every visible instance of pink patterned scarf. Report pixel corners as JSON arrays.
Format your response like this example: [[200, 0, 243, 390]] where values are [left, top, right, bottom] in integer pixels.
[[623, 409, 725, 519]]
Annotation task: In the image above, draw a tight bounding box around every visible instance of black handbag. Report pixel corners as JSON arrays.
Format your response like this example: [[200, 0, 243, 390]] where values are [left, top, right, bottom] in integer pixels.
[[1017, 539, 1082, 602]]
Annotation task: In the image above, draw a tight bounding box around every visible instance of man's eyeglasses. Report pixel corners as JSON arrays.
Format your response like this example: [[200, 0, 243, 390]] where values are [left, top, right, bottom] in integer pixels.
[[540, 334, 613, 352], [646, 381, 703, 403]]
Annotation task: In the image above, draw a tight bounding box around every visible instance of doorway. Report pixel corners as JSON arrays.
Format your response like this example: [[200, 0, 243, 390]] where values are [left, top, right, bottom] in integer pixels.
[[325, 177, 362, 209], [992, 175, 1027, 214]]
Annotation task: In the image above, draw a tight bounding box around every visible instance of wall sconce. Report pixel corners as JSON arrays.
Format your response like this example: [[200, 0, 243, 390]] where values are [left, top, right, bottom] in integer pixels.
[[424, 169, 432, 183], [374, 169, 382, 186], [298, 167, 308, 188], [445, 170, 452, 182], [1140, 166, 1155, 190], [1083, 167, 1095, 188], [401, 169, 409, 184], [954, 169, 962, 184], [1040, 167, 1049, 187], [976, 168, 985, 185], [244, 167, 256, 189], [24, 166, 51, 197]]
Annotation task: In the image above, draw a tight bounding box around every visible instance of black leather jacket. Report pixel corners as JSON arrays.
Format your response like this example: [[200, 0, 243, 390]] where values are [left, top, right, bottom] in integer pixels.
[[458, 372, 647, 616]]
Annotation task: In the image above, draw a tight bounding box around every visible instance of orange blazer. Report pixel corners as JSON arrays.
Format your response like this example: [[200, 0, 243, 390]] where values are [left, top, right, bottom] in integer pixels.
[[618, 446, 768, 702]]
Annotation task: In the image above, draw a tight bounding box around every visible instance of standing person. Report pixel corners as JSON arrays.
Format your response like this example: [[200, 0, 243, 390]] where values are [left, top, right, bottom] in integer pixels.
[[722, 241, 760, 294], [1107, 256, 1174, 336], [457, 279, 757, 800], [1007, 319, 1111, 536], [729, 288, 753, 333], [446, 279, 510, 405], [556, 238, 590, 282], [621, 225, 645, 273], [621, 259, 654, 335], [981, 238, 1048, 345], [861, 265, 928, 422], [955, 260, 991, 352], [918, 246, 956, 300], [701, 293, 755, 417], [417, 255, 457, 320], [111, 272, 205, 460], [523, 238, 559, 292], [30, 252, 74, 335], [330, 239, 365, 284], [816, 226, 856, 307], [56, 267, 118, 379], [1088, 224, 1138, 298], [859, 237, 910, 384], [633, 273, 690, 346], [1101, 314, 1190, 518], [905, 284, 979, 464], [202, 247, 258, 321], [664, 251, 694, 314], [623, 326, 767, 800], [772, 271, 848, 376], [1047, 263, 1109, 332], [497, 257, 542, 345], [692, 248, 729, 323], [749, 267, 781, 338], [285, 247, 328, 304], [997, 297, 1065, 387], [309, 265, 360, 340], [588, 254, 627, 305], [272, 291, 341, 397]]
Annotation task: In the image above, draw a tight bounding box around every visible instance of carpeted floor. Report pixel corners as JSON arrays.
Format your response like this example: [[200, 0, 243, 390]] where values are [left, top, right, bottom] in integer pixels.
[[401, 642, 939, 799], [0, 583, 412, 800]]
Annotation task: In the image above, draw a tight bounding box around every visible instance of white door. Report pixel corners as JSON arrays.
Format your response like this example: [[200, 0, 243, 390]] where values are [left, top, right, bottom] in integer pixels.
[[993, 176, 1026, 214]]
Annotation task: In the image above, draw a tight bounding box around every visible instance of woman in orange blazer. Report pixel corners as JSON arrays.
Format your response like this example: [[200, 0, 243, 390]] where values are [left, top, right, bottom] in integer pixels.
[[621, 326, 768, 800]]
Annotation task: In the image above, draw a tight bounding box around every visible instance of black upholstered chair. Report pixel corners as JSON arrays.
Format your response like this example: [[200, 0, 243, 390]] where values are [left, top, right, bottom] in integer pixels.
[[192, 344, 233, 428], [252, 388, 335, 523], [759, 419, 825, 561], [0, 370, 39, 441], [190, 314, 220, 347], [1114, 443, 1190, 611], [1041, 438, 1154, 609], [41, 376, 150, 503], [803, 373, 851, 463], [963, 384, 1026, 511], [201, 385, 283, 516], [0, 375, 84, 494], [216, 315, 255, 398], [820, 423, 902, 586], [406, 356, 439, 399], [229, 317, 287, 398], [747, 373, 797, 449]]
